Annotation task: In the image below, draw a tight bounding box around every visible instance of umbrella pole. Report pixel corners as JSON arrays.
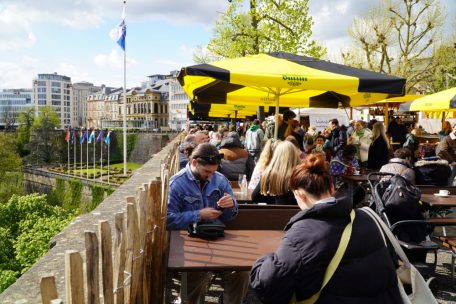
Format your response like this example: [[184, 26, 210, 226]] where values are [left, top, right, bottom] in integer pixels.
[[384, 103, 389, 128], [274, 94, 279, 140]]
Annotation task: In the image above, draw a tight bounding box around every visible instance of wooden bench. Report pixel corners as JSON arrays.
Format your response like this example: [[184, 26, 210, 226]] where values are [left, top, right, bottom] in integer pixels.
[[225, 208, 300, 230], [426, 218, 456, 226], [438, 236, 456, 284]]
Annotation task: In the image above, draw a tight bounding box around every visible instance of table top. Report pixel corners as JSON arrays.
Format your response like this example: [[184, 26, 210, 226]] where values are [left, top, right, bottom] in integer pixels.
[[421, 194, 456, 207], [167, 230, 284, 271], [341, 174, 369, 182]]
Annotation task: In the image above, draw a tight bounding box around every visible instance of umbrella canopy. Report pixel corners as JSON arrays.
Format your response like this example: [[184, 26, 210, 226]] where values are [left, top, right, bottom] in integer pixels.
[[188, 102, 259, 119], [178, 52, 406, 137], [409, 87, 456, 112]]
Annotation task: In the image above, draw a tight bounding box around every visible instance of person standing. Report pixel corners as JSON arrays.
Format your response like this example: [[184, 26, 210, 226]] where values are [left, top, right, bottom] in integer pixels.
[[367, 122, 391, 170], [349, 120, 372, 167], [167, 143, 249, 304], [245, 119, 264, 163], [265, 110, 297, 140], [327, 118, 347, 157]]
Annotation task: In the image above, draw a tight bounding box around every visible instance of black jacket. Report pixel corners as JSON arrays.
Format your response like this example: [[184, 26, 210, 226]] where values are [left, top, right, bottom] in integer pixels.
[[329, 126, 347, 156], [250, 191, 402, 304], [251, 182, 297, 205], [368, 137, 390, 170]]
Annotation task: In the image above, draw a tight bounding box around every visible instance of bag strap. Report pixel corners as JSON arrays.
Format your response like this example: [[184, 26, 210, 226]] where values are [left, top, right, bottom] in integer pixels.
[[359, 207, 411, 267], [291, 209, 356, 304]]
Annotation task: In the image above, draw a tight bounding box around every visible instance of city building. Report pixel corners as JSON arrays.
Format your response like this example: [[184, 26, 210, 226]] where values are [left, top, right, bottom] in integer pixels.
[[126, 86, 168, 129], [86, 86, 122, 129], [72, 82, 100, 128], [32, 73, 72, 129], [168, 70, 190, 130], [0, 89, 33, 129]]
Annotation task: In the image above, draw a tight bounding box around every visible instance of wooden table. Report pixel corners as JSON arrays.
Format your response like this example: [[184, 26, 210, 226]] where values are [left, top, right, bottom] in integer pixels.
[[168, 230, 283, 272], [421, 194, 456, 207]]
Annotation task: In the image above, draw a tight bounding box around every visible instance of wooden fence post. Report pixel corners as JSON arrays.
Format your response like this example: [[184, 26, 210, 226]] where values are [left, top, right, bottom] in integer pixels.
[[146, 180, 161, 303], [113, 212, 125, 304], [65, 250, 84, 304], [124, 198, 136, 304], [85, 231, 100, 304], [100, 221, 114, 304], [40, 275, 59, 304]]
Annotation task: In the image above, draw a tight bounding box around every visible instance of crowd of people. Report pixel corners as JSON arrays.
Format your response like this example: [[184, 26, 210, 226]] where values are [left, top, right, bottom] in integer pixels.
[[166, 112, 456, 304]]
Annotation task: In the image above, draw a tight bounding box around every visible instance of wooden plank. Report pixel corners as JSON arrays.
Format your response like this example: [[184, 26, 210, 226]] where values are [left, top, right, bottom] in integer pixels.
[[124, 198, 136, 304], [130, 195, 142, 303], [100, 221, 114, 304], [65, 250, 84, 304], [50, 300, 63, 304], [40, 275, 58, 304], [84, 231, 100, 304], [157, 169, 169, 303], [145, 180, 161, 303], [113, 212, 125, 304]]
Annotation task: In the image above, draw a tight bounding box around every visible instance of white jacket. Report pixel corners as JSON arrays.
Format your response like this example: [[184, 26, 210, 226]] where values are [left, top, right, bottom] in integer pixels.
[[350, 128, 372, 162]]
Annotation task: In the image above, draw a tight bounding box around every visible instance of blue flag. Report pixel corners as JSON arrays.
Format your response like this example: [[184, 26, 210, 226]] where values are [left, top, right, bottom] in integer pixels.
[[71, 129, 76, 143], [110, 7, 126, 51], [88, 130, 95, 144], [96, 130, 104, 143], [80, 129, 88, 144], [105, 131, 111, 145]]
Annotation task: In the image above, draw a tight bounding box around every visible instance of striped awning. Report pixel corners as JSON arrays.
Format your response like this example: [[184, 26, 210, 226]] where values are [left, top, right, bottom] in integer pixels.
[[409, 88, 456, 112]]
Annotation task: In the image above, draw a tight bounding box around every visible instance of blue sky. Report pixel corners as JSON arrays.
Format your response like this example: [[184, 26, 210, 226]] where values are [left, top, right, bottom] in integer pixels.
[[0, 0, 454, 90]]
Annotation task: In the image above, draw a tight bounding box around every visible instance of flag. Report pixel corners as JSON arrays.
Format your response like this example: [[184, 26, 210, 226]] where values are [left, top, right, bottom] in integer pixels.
[[88, 130, 96, 144], [71, 129, 76, 143], [96, 130, 104, 143], [65, 128, 70, 142], [109, 7, 126, 51], [80, 129, 88, 144], [105, 131, 111, 145]]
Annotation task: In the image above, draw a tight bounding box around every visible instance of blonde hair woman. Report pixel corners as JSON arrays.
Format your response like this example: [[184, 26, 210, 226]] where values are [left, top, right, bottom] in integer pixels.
[[252, 141, 301, 205], [248, 139, 277, 190], [367, 122, 391, 169]]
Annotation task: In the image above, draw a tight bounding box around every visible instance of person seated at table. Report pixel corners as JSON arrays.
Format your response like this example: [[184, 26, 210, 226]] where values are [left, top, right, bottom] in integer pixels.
[[436, 122, 456, 186], [414, 147, 451, 186], [285, 135, 306, 160], [380, 148, 416, 185], [439, 120, 452, 141], [252, 141, 300, 205], [218, 132, 254, 181], [349, 120, 372, 167], [329, 145, 360, 180], [167, 143, 249, 304], [179, 134, 197, 169], [248, 139, 277, 190], [284, 119, 304, 151], [250, 154, 402, 304], [368, 122, 391, 170]]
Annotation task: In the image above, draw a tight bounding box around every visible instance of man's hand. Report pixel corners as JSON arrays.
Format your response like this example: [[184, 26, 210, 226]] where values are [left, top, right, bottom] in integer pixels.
[[199, 208, 222, 221], [217, 193, 235, 209]]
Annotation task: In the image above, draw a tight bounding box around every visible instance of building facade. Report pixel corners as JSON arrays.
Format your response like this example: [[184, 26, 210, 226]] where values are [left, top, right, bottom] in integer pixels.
[[32, 73, 72, 129], [125, 87, 168, 129], [0, 89, 33, 129], [168, 70, 190, 130], [72, 82, 100, 128], [86, 86, 122, 129]]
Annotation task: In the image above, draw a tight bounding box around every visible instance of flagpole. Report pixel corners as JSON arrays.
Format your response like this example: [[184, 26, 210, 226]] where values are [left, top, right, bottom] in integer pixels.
[[73, 130, 76, 176], [123, 0, 127, 176], [86, 130, 89, 178], [100, 131, 103, 182], [108, 138, 110, 184], [93, 130, 96, 181], [80, 129, 83, 178], [67, 129, 70, 175]]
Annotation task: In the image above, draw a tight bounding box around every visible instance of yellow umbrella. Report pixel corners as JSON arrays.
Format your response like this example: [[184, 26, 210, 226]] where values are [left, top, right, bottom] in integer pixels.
[[179, 52, 406, 138], [409, 87, 456, 112]]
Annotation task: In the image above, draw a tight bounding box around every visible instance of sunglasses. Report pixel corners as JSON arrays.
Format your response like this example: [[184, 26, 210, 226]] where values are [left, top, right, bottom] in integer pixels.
[[197, 153, 224, 163]]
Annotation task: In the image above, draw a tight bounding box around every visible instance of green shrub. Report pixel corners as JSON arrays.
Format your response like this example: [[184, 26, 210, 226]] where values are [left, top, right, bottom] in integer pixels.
[[89, 185, 105, 211], [0, 269, 20, 293], [63, 179, 82, 212]]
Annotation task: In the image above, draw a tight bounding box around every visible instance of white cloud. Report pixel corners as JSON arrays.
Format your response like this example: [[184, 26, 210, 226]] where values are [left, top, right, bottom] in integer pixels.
[[93, 50, 138, 69], [336, 1, 350, 14], [0, 56, 40, 88]]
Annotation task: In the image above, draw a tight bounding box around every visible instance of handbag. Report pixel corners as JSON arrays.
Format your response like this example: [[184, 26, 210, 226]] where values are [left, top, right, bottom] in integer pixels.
[[360, 207, 438, 304], [290, 210, 355, 304], [188, 219, 226, 240]]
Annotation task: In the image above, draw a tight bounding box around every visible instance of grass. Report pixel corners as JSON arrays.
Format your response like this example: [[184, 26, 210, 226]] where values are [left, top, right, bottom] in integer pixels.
[[111, 162, 141, 170]]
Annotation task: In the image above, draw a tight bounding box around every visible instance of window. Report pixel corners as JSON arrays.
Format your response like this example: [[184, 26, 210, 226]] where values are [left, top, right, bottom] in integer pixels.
[[52, 82, 60, 87]]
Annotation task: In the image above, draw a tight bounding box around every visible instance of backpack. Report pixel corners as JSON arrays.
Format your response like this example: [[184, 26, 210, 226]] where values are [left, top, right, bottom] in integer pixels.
[[381, 174, 425, 243]]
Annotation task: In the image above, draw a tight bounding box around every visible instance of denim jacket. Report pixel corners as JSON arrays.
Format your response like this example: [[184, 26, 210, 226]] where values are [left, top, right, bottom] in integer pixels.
[[166, 164, 238, 230]]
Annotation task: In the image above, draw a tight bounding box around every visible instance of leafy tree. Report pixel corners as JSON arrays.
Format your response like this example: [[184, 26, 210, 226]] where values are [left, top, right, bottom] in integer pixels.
[[2, 105, 17, 131], [342, 0, 445, 93], [431, 31, 456, 92], [27, 106, 62, 164], [0, 133, 22, 203], [16, 108, 35, 157], [207, 0, 326, 59]]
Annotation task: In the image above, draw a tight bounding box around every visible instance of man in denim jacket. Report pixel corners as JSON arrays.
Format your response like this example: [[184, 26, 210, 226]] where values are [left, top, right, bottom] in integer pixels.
[[167, 143, 248, 304]]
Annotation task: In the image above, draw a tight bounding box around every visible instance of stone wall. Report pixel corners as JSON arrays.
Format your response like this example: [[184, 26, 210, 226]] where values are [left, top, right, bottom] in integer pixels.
[[0, 136, 180, 303], [129, 133, 177, 164]]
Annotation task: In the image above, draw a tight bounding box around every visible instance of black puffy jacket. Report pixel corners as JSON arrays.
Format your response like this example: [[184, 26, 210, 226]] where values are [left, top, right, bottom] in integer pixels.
[[250, 191, 402, 304]]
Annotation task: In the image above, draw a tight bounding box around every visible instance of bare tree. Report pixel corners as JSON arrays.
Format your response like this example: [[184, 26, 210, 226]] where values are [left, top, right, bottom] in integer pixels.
[[2, 105, 17, 130], [343, 0, 444, 93]]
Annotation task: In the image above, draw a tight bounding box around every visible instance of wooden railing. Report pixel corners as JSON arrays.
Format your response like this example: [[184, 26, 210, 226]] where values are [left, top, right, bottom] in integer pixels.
[[39, 141, 181, 304]]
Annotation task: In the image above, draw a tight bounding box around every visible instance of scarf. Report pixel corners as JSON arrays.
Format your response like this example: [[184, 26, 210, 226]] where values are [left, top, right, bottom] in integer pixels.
[[250, 125, 260, 132]]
